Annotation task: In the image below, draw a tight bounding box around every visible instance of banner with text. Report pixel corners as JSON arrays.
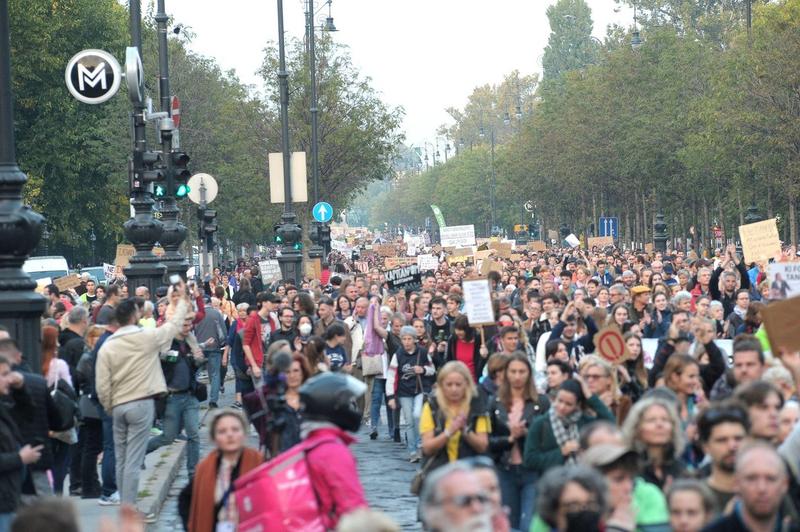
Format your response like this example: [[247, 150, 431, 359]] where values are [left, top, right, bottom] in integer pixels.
[[440, 224, 476, 248]]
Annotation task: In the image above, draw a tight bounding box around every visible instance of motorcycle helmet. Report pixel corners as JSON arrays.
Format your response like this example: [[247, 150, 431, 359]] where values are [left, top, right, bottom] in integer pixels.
[[299, 373, 367, 432]]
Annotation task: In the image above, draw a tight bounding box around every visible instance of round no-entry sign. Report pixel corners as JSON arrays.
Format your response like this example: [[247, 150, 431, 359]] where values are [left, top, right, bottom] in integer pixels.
[[594, 326, 629, 365], [171, 96, 181, 128]]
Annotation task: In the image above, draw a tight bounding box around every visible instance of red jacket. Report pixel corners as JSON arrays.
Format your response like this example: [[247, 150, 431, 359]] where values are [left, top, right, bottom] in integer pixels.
[[242, 310, 276, 369], [305, 427, 367, 529]]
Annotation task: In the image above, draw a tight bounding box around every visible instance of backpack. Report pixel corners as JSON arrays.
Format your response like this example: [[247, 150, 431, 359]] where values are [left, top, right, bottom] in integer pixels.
[[234, 434, 337, 532]]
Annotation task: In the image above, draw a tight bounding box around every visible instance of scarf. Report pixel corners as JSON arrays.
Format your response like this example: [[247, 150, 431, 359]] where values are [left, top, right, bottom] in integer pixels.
[[733, 305, 746, 319], [549, 406, 581, 465]]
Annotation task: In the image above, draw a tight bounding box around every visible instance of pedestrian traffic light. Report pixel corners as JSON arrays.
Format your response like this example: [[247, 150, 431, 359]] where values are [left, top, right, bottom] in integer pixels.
[[138, 150, 165, 192], [308, 223, 320, 246], [171, 150, 191, 198]]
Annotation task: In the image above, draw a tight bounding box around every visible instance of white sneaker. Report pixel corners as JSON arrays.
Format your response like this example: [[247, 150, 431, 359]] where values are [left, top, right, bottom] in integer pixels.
[[98, 492, 120, 506]]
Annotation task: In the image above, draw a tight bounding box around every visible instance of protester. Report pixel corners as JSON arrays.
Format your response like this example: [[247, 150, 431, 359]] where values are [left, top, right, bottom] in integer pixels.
[[419, 460, 494, 532]]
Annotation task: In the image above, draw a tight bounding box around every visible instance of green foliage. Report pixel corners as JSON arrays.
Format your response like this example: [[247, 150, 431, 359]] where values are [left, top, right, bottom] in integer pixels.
[[542, 0, 599, 83]]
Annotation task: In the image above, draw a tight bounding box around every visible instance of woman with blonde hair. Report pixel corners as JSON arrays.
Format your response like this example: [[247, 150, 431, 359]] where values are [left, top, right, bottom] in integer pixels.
[[622, 395, 686, 489], [419, 361, 490, 472], [578, 355, 632, 424], [186, 409, 262, 532]]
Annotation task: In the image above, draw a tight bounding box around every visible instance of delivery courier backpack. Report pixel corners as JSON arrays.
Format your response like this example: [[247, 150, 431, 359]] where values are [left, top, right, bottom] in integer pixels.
[[234, 434, 337, 532]]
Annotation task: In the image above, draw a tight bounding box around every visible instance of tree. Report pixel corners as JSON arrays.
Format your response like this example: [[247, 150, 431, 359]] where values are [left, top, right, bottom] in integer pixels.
[[541, 0, 599, 83]]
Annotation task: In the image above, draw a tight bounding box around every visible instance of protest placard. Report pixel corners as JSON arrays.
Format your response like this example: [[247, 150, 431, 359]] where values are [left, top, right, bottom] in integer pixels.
[[479, 259, 503, 275], [447, 255, 472, 266], [305, 258, 322, 280], [489, 241, 513, 259], [739, 218, 781, 264], [548, 230, 559, 241], [258, 260, 282, 283], [384, 257, 417, 269], [54, 274, 82, 292], [767, 262, 800, 300], [417, 254, 439, 272], [587, 236, 614, 249], [762, 296, 800, 353], [565, 234, 580, 248], [114, 244, 136, 267], [462, 278, 495, 326], [527, 241, 547, 252], [35, 278, 51, 294], [374, 244, 396, 257], [451, 247, 474, 257], [593, 326, 630, 365], [103, 263, 115, 281], [385, 264, 422, 291], [440, 225, 476, 248]]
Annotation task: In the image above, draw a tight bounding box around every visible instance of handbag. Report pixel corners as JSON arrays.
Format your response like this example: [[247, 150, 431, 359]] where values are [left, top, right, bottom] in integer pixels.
[[194, 381, 208, 402], [410, 448, 445, 495], [361, 352, 384, 377], [79, 394, 101, 420], [50, 372, 78, 431]]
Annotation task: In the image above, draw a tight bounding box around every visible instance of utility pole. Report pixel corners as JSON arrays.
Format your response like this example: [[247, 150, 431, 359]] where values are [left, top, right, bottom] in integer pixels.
[[0, 0, 47, 369], [155, 0, 189, 282], [274, 0, 303, 284], [307, 0, 325, 260], [123, 0, 166, 298]]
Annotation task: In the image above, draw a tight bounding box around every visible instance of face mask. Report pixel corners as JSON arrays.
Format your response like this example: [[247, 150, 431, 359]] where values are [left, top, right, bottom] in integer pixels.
[[565, 510, 602, 532], [299, 323, 313, 336]]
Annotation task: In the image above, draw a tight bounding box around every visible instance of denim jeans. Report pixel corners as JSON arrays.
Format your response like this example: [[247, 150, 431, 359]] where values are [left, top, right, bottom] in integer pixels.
[[398, 394, 423, 456], [100, 409, 117, 497], [204, 349, 222, 404], [50, 439, 71, 495], [370, 378, 393, 434], [497, 464, 538, 531], [0, 513, 13, 532], [147, 393, 200, 477]]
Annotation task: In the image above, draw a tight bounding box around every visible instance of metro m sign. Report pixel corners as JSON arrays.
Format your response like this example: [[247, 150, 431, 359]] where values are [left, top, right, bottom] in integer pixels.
[[65, 49, 122, 104]]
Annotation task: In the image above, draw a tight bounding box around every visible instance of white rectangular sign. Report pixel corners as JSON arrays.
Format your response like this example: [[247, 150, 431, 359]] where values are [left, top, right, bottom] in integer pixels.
[[767, 262, 800, 300], [440, 224, 476, 248], [269, 152, 308, 203], [462, 278, 495, 326], [417, 254, 439, 272], [258, 259, 282, 283]]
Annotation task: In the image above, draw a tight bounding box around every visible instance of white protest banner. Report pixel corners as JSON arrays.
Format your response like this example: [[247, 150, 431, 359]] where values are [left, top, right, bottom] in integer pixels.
[[258, 260, 282, 283], [417, 254, 439, 272], [440, 224, 476, 248], [103, 263, 115, 281], [767, 262, 800, 300], [642, 338, 733, 370], [565, 234, 580, 248], [462, 278, 495, 326], [739, 218, 781, 264]]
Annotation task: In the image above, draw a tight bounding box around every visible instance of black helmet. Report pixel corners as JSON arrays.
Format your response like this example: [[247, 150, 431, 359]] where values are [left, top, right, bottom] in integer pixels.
[[299, 373, 367, 432]]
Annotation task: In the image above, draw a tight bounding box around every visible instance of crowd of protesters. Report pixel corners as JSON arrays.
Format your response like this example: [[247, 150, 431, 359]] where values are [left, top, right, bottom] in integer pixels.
[[1, 237, 800, 532]]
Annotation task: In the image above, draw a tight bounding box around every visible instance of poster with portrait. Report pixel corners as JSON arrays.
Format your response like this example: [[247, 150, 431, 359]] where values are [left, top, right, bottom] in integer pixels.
[[767, 262, 800, 300]]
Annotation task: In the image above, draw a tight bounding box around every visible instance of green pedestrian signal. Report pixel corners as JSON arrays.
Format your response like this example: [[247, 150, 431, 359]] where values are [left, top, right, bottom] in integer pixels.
[[154, 185, 165, 197], [176, 183, 190, 198]]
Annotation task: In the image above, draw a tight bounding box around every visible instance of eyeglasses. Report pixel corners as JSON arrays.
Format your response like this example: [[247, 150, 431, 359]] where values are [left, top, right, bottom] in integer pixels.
[[441, 493, 491, 508], [584, 373, 607, 380]]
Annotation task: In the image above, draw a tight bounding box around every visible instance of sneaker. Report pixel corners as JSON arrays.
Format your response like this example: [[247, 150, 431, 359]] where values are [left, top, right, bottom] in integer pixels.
[[231, 401, 243, 410], [141, 511, 157, 524], [409, 454, 420, 464], [98, 492, 120, 506], [369, 428, 378, 440], [69, 487, 82, 497], [150, 427, 163, 437]]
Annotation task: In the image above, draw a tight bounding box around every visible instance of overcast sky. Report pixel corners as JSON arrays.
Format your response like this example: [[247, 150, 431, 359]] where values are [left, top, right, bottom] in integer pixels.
[[167, 0, 632, 148]]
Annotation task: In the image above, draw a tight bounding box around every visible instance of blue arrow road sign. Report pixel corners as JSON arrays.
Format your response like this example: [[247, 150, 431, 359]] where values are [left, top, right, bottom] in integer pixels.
[[599, 216, 619, 238], [312, 201, 333, 223]]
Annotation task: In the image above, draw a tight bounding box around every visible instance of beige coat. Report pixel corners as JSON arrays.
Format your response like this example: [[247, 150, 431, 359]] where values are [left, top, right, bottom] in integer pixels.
[[96, 300, 188, 410]]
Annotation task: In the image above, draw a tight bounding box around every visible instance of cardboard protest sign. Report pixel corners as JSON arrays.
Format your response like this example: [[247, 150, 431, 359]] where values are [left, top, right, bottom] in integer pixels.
[[305, 258, 322, 280], [489, 241, 513, 259], [385, 264, 422, 291], [527, 240, 547, 252], [510, 253, 524, 262], [258, 260, 282, 283], [548, 230, 559, 241], [431, 244, 442, 255], [35, 278, 52, 294], [462, 278, 495, 326], [565, 234, 580, 248], [739, 218, 781, 264], [762, 296, 800, 353], [447, 255, 472, 266], [374, 244, 396, 257], [54, 274, 82, 292], [587, 236, 614, 249], [440, 225, 476, 248], [384, 257, 416, 269], [417, 254, 439, 272], [767, 262, 800, 300], [451, 247, 473, 257], [475, 250, 494, 261], [479, 259, 503, 275], [593, 326, 630, 365], [114, 244, 136, 267]]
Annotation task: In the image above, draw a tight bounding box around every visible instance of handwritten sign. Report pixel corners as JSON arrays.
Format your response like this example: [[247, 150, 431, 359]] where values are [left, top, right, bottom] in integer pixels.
[[489, 242, 513, 259], [451, 247, 473, 257], [740, 218, 781, 264], [305, 258, 322, 280], [103, 263, 115, 281], [258, 260, 282, 283], [114, 244, 136, 267], [480, 259, 503, 275], [587, 236, 614, 249], [384, 257, 417, 269], [440, 225, 476, 248], [54, 274, 82, 292], [417, 254, 439, 272], [447, 255, 472, 266], [527, 240, 547, 252], [762, 296, 800, 354], [462, 278, 495, 326], [385, 264, 421, 291], [374, 244, 396, 257], [593, 326, 630, 364]]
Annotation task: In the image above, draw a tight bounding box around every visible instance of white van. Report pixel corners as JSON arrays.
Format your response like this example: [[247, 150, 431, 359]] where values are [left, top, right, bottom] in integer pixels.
[[23, 255, 69, 282]]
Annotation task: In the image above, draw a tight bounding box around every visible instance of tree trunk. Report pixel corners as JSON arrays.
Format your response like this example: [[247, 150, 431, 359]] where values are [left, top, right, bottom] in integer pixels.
[[703, 196, 710, 254], [790, 194, 797, 247], [642, 190, 648, 246], [592, 195, 597, 236], [737, 188, 745, 226]]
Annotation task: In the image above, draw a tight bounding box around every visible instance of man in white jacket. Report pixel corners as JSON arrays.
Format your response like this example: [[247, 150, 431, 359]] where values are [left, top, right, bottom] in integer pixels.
[[96, 287, 189, 511]]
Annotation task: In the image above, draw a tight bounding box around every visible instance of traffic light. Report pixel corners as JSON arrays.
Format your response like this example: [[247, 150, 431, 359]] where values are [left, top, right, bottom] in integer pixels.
[[319, 223, 331, 255], [137, 150, 165, 193], [308, 223, 320, 246], [171, 150, 191, 198], [198, 206, 218, 250]]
